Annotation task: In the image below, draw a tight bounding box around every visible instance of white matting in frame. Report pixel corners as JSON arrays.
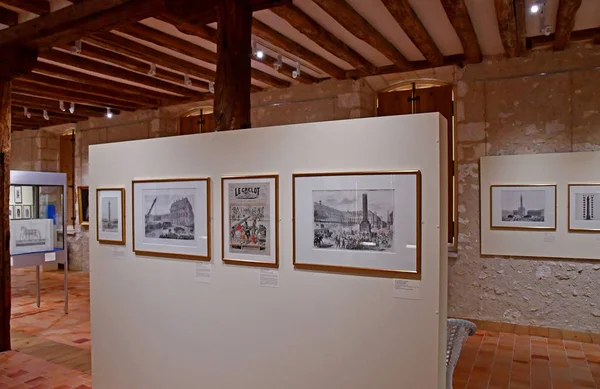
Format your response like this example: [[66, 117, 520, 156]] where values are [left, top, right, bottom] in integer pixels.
[[97, 188, 125, 245], [569, 184, 600, 232], [293, 171, 421, 279], [133, 178, 210, 261], [222, 175, 278, 267], [490, 185, 556, 230]]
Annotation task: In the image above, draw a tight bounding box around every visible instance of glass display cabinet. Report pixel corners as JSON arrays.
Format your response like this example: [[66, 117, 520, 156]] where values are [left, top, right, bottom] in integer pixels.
[[10, 170, 68, 313]]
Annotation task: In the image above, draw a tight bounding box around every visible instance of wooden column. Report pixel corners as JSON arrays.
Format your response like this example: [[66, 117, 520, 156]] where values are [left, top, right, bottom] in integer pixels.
[[0, 79, 10, 352], [214, 0, 252, 131]]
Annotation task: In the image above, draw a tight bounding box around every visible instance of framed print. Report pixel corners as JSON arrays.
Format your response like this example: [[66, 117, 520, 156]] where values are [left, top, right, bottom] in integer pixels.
[[9, 186, 14, 204], [490, 185, 556, 230], [132, 178, 210, 261], [9, 205, 13, 220], [568, 184, 600, 232], [23, 205, 31, 220], [14, 186, 22, 204], [15, 205, 22, 220], [221, 175, 278, 268], [97, 188, 126, 245], [78, 186, 90, 226], [293, 171, 421, 279]]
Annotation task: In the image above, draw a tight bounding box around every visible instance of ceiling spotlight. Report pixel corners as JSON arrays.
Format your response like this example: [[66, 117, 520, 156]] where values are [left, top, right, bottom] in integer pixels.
[[43, 110, 49, 120], [256, 50, 264, 59], [71, 40, 82, 54], [24, 107, 31, 119], [274, 55, 283, 71], [148, 63, 157, 77], [292, 62, 301, 79], [184, 73, 192, 87], [252, 40, 264, 59], [208, 81, 215, 94], [69, 102, 75, 114], [530, 4, 539, 13], [106, 107, 113, 119], [59, 100, 66, 112]]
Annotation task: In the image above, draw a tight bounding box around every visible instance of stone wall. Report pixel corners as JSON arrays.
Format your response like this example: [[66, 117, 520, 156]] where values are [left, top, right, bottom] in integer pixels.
[[450, 43, 600, 332], [12, 129, 60, 172]]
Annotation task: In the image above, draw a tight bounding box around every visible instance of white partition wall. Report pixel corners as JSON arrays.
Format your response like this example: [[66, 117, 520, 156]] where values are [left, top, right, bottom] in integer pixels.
[[89, 113, 448, 389]]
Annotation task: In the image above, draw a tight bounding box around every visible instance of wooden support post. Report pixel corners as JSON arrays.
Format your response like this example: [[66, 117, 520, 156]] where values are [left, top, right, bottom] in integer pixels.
[[0, 79, 10, 352], [214, 0, 252, 131]]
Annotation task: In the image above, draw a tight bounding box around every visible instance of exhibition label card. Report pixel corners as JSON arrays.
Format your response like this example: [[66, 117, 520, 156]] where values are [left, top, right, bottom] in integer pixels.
[[393, 279, 421, 300], [543, 233, 556, 243], [112, 246, 126, 259], [195, 263, 212, 284], [44, 252, 56, 262], [259, 269, 279, 288]]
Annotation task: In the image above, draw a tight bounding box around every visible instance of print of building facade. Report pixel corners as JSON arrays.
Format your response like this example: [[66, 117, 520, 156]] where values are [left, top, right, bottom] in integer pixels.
[[170, 198, 194, 227]]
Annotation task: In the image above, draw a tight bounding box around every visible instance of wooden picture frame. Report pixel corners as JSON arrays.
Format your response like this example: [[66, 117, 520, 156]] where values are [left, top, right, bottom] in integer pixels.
[[292, 171, 421, 279], [14, 205, 22, 220], [568, 184, 600, 233], [96, 188, 126, 245], [132, 178, 211, 261], [490, 184, 557, 231], [9, 205, 13, 220], [221, 174, 279, 268], [78, 186, 90, 226]]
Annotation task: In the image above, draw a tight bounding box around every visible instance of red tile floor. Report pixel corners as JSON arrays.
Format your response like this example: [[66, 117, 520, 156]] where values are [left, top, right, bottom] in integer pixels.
[[2, 269, 600, 389]]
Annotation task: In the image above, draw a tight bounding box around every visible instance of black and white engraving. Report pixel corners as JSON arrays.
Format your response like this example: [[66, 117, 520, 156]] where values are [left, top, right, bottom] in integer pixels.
[[575, 193, 600, 221], [501, 190, 545, 222], [312, 189, 394, 252], [14, 186, 22, 204], [228, 182, 270, 256], [144, 191, 195, 240], [15, 205, 22, 220], [9, 206, 13, 220], [101, 197, 119, 232], [23, 206, 31, 220]]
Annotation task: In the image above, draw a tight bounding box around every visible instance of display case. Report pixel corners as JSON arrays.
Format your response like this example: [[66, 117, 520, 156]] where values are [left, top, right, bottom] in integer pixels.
[[9, 170, 68, 312]]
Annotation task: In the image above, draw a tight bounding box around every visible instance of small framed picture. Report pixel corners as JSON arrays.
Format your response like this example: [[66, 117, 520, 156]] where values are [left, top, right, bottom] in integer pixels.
[[568, 184, 600, 232], [9, 205, 13, 220], [490, 185, 556, 230], [14, 186, 22, 204], [15, 205, 22, 220], [97, 188, 126, 245], [221, 175, 279, 268], [23, 205, 31, 220], [133, 178, 210, 261], [78, 186, 90, 226]]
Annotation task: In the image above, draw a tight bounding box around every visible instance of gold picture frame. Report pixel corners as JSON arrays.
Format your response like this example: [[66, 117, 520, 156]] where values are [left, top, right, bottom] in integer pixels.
[[132, 178, 211, 261], [221, 174, 279, 268], [96, 188, 126, 245], [568, 184, 600, 233], [292, 170, 422, 279], [489, 184, 557, 231], [78, 186, 90, 226]]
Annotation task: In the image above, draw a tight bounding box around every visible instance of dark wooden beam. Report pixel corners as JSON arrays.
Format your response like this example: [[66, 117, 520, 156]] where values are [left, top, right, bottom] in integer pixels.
[[346, 54, 465, 78], [12, 115, 76, 126], [380, 0, 443, 66], [215, 0, 252, 130], [39, 49, 211, 100], [0, 6, 18, 26], [12, 92, 119, 117], [440, 0, 482, 63], [0, 79, 9, 353], [554, 0, 583, 51], [0, 45, 37, 81], [164, 0, 290, 25], [0, 0, 167, 50], [528, 26, 600, 48], [250, 68, 290, 88], [311, 0, 410, 69], [495, 0, 520, 57], [0, 0, 49, 14], [34, 61, 188, 104], [252, 18, 345, 79], [271, 4, 376, 74], [515, 0, 526, 55], [254, 54, 319, 84], [11, 104, 89, 121]]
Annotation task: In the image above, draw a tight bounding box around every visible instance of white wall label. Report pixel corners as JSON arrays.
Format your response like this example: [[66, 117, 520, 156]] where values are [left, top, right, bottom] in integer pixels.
[[10, 257, 13, 267], [393, 279, 421, 300], [194, 263, 212, 284], [543, 233, 556, 243], [259, 269, 279, 288], [595, 234, 600, 241], [44, 252, 56, 262], [112, 246, 126, 259]]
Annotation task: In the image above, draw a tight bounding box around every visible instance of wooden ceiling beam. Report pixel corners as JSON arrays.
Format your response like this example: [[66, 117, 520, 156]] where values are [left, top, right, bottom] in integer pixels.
[[116, 23, 290, 88], [164, 0, 290, 25], [13, 80, 140, 111], [515, 0, 526, 55], [34, 61, 188, 103], [0, 6, 18, 26], [254, 54, 319, 84], [495, 0, 520, 57], [380, 0, 443, 66], [528, 26, 600, 48], [39, 49, 211, 100], [18, 72, 162, 107], [12, 92, 119, 116], [440, 0, 482, 63], [311, 0, 410, 69], [11, 105, 89, 121], [0, 0, 49, 15], [12, 115, 76, 127], [0, 0, 167, 50], [346, 54, 465, 78], [554, 0, 583, 51], [252, 18, 345, 79], [270, 4, 377, 74]]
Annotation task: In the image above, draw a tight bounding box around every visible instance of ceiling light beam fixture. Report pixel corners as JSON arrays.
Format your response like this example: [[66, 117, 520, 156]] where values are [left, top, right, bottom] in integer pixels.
[[252, 40, 264, 59], [24, 107, 31, 119], [43, 110, 49, 120], [274, 55, 283, 71], [208, 81, 215, 94], [59, 100, 66, 112], [106, 107, 113, 119], [148, 63, 157, 76], [184, 73, 192, 87], [71, 40, 82, 54], [69, 102, 75, 114], [530, 4, 539, 13], [292, 62, 301, 79]]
